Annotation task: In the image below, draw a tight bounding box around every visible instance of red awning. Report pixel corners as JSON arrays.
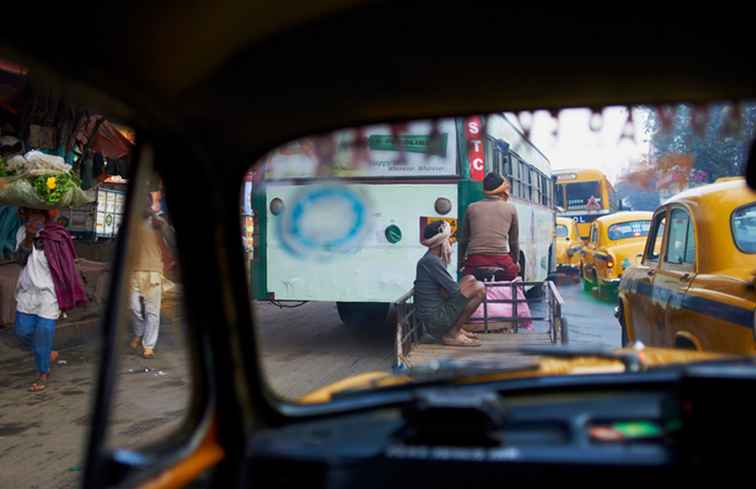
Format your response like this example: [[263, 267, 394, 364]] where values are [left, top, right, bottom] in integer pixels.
[[75, 116, 134, 159]]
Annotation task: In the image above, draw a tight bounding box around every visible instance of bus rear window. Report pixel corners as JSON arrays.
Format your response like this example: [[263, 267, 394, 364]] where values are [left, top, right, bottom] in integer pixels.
[[608, 220, 651, 240], [262, 119, 459, 179], [732, 204, 756, 253], [565, 181, 601, 209]]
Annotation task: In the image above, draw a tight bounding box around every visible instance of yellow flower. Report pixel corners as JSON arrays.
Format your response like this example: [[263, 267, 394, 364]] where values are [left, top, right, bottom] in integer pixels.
[[46, 177, 57, 190]]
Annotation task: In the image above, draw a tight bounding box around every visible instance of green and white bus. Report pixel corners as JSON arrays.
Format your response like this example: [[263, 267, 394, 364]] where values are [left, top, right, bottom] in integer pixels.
[[250, 114, 555, 326]]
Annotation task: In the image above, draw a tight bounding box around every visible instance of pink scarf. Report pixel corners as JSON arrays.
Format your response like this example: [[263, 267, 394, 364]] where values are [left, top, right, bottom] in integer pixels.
[[421, 221, 452, 266]]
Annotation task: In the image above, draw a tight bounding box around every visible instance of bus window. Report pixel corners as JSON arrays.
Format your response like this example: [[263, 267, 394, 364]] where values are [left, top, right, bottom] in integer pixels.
[[520, 160, 530, 201], [530, 169, 538, 204], [511, 156, 522, 198], [503, 154, 512, 180], [555, 182, 565, 208]]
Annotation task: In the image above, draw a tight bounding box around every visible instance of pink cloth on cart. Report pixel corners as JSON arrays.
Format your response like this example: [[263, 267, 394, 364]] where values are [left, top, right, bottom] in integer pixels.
[[470, 278, 533, 329]]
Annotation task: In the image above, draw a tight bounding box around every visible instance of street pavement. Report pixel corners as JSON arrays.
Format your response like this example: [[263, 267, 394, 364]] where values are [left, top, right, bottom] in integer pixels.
[[0, 281, 619, 488]]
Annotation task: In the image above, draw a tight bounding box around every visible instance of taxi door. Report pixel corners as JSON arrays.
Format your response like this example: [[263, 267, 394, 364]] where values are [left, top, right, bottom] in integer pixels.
[[653, 207, 696, 347], [627, 209, 667, 344]]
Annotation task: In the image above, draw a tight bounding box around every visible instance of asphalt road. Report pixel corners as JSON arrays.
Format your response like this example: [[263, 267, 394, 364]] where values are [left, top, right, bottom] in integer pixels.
[[0, 281, 619, 488]]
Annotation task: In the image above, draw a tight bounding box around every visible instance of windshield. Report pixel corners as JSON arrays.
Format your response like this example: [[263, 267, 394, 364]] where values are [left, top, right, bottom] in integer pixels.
[[243, 102, 756, 402], [608, 220, 651, 240], [565, 181, 601, 210]]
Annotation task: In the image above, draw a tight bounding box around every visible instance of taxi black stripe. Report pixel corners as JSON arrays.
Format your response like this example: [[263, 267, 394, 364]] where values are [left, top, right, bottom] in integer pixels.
[[631, 280, 753, 329]]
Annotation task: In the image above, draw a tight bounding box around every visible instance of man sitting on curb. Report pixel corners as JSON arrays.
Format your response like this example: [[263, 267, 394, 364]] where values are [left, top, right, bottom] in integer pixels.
[[413, 221, 486, 347]]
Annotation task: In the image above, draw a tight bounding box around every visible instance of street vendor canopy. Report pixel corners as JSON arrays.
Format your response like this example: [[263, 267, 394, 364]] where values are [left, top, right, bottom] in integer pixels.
[[75, 116, 134, 160]]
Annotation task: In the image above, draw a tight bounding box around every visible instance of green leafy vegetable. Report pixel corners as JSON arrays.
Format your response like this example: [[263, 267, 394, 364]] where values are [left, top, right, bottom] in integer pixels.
[[32, 173, 80, 204]]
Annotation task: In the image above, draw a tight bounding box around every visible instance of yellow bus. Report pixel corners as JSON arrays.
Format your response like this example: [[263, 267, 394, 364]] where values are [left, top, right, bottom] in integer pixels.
[[553, 169, 617, 240]]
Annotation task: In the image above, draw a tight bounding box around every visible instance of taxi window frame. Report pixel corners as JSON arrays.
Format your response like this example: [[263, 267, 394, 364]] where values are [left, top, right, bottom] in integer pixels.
[[731, 202, 756, 254], [662, 206, 697, 273], [643, 209, 668, 266]]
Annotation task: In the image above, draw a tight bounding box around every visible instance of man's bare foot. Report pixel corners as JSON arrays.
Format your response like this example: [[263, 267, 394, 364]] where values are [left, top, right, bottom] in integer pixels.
[[462, 329, 480, 339], [441, 332, 481, 347], [49, 351, 58, 364], [129, 336, 142, 351]]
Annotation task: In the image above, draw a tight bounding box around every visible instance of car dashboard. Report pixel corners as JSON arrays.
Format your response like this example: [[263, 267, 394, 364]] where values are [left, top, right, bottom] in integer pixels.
[[246, 367, 756, 487]]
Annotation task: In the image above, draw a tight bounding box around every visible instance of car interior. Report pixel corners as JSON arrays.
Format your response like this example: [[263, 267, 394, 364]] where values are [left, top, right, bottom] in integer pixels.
[[1, 3, 756, 489]]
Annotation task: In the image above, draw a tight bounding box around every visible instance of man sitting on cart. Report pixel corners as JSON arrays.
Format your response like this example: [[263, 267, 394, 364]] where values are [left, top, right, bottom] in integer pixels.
[[414, 221, 486, 347], [459, 171, 520, 281]]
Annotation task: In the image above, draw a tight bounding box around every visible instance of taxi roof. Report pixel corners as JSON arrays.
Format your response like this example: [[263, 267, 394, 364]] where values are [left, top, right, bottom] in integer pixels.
[[595, 211, 653, 226], [664, 179, 756, 212], [554, 169, 607, 181], [556, 216, 577, 225]]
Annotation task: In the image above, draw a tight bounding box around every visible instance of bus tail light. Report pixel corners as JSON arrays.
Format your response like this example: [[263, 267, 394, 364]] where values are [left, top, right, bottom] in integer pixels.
[[607, 261, 614, 268]]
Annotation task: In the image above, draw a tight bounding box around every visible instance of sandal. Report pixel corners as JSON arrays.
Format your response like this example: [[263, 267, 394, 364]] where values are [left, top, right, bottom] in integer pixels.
[[29, 381, 47, 392], [142, 349, 155, 359]]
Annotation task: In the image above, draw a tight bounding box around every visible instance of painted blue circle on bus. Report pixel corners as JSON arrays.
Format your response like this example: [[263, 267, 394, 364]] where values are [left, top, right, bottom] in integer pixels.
[[277, 184, 371, 260]]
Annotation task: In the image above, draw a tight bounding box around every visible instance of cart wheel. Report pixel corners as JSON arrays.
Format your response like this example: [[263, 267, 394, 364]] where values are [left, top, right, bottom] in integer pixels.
[[337, 302, 390, 328], [560, 317, 569, 344], [549, 319, 558, 344]]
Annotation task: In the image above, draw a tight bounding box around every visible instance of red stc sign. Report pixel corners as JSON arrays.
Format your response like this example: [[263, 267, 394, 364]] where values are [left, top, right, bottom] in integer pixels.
[[465, 116, 485, 181]]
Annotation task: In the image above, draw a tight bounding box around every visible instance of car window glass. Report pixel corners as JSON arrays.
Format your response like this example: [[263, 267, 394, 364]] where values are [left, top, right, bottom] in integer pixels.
[[732, 203, 756, 253], [0, 60, 192, 487], [646, 215, 666, 261], [665, 209, 692, 265], [607, 220, 651, 240], [684, 217, 696, 264]]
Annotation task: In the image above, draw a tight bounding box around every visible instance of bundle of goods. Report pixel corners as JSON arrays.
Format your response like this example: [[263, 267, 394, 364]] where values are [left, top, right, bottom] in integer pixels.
[[0, 151, 94, 209]]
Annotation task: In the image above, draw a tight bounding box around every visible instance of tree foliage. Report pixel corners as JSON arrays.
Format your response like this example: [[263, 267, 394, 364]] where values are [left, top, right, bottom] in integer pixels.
[[645, 103, 756, 182]]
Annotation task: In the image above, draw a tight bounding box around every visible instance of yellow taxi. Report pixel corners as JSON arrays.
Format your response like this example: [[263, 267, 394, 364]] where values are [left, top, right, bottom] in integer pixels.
[[617, 179, 756, 352], [555, 216, 582, 274], [580, 211, 653, 298]]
